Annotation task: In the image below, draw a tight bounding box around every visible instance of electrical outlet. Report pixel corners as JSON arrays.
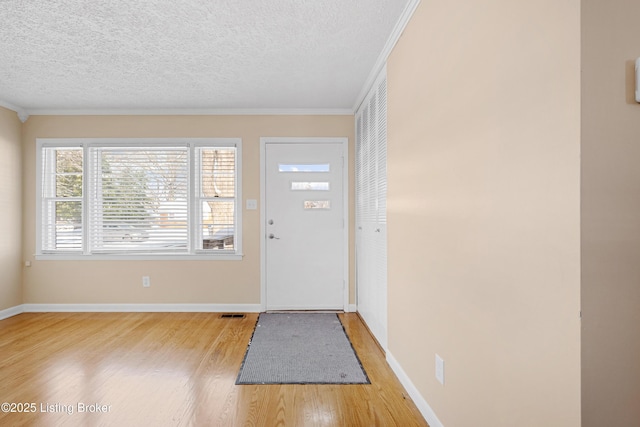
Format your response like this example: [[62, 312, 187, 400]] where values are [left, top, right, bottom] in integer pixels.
[[435, 354, 445, 385], [142, 276, 150, 287]]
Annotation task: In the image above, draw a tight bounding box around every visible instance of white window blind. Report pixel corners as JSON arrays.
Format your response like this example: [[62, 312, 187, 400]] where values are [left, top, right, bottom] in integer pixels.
[[37, 139, 241, 258], [41, 146, 83, 252], [89, 146, 189, 253], [196, 147, 236, 251]]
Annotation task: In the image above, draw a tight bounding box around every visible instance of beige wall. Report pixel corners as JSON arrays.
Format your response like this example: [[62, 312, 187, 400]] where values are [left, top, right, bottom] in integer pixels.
[[22, 115, 354, 305], [581, 1, 640, 425], [386, 1, 581, 426], [0, 107, 23, 311]]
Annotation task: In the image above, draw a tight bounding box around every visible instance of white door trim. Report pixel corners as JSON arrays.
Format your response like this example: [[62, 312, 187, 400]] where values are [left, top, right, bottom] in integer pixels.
[[260, 137, 349, 312]]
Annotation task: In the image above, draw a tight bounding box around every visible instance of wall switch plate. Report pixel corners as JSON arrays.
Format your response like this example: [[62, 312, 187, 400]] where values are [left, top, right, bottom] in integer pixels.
[[142, 276, 150, 287], [435, 354, 445, 385], [246, 199, 258, 210]]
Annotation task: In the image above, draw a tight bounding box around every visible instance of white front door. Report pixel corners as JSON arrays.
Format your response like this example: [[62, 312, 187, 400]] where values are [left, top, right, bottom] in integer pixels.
[[263, 141, 346, 310]]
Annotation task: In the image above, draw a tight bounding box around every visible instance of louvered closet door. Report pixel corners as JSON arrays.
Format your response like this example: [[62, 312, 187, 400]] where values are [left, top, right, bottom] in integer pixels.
[[356, 69, 387, 350]]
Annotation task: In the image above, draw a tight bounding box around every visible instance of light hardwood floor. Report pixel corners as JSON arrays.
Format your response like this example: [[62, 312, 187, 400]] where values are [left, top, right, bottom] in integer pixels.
[[0, 312, 428, 426]]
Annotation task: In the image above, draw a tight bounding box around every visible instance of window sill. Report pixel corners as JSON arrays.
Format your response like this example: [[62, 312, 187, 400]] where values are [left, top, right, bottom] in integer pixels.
[[35, 253, 244, 261]]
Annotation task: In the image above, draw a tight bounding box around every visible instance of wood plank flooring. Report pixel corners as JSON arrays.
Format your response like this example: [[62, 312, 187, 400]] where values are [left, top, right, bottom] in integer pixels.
[[0, 312, 428, 427]]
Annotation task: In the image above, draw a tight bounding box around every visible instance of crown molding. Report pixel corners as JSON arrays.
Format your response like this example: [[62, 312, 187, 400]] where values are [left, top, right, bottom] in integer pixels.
[[1, 0, 422, 122], [352, 0, 421, 114], [25, 107, 354, 117], [0, 99, 29, 122]]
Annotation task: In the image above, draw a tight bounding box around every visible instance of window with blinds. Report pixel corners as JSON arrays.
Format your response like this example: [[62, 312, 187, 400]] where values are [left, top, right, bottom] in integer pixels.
[[37, 139, 241, 258], [196, 148, 236, 251]]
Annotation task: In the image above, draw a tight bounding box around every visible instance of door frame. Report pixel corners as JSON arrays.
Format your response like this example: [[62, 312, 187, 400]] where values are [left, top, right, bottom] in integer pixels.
[[260, 137, 349, 312]]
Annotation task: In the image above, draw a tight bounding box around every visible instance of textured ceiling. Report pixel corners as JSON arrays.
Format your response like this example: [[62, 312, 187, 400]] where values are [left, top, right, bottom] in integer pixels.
[[0, 0, 409, 113]]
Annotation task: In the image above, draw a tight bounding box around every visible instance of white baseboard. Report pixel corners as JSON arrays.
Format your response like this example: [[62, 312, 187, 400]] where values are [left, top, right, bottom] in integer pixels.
[[386, 351, 444, 427], [0, 304, 25, 320], [1, 303, 356, 317], [347, 304, 357, 312], [21, 303, 262, 313]]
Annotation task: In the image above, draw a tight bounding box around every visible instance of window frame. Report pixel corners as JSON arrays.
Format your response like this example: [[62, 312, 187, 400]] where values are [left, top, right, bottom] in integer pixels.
[[35, 138, 243, 260]]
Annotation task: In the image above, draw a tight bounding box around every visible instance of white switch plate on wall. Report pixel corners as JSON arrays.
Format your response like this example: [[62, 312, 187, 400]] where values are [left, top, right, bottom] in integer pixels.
[[246, 199, 258, 210]]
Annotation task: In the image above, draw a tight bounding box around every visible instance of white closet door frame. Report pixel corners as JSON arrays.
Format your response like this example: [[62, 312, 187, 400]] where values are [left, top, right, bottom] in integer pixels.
[[355, 67, 388, 350]]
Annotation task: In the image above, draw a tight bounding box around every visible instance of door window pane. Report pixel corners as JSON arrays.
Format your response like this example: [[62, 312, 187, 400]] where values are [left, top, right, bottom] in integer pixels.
[[291, 182, 330, 191], [304, 200, 331, 209], [278, 164, 330, 172]]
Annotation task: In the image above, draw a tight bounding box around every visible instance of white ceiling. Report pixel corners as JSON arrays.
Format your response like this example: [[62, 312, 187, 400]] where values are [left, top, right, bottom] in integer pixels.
[[0, 0, 411, 115]]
